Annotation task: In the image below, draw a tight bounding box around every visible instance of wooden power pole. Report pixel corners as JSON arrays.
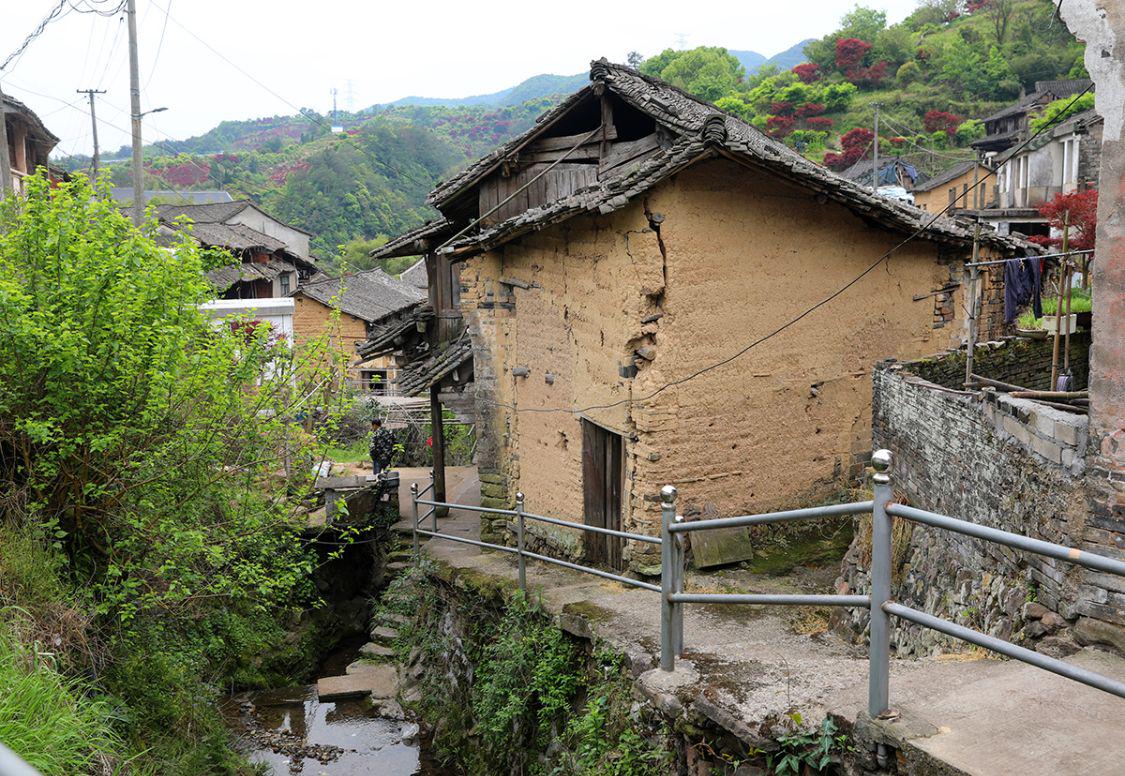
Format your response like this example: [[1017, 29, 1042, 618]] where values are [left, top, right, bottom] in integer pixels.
[[872, 104, 880, 194], [126, 0, 144, 225], [77, 89, 106, 184], [0, 85, 13, 199]]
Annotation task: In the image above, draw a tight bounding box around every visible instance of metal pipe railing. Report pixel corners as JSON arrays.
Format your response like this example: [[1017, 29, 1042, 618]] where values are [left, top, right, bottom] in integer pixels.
[[409, 449, 1125, 719], [884, 602, 1125, 700], [887, 503, 1125, 577], [666, 501, 873, 533], [523, 510, 662, 545], [0, 743, 40, 776]]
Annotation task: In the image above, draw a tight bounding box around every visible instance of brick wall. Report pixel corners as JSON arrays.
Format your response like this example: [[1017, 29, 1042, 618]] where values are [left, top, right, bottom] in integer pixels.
[[908, 331, 1090, 391], [836, 351, 1122, 656]]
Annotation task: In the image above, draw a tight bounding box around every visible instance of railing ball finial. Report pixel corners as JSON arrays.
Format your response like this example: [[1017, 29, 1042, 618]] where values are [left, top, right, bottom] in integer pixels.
[[872, 449, 893, 485], [660, 485, 678, 506], [515, 491, 525, 504], [410, 482, 419, 495]]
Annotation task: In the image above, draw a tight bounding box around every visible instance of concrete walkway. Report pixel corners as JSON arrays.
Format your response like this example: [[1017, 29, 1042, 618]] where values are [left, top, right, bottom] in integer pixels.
[[399, 467, 1125, 776]]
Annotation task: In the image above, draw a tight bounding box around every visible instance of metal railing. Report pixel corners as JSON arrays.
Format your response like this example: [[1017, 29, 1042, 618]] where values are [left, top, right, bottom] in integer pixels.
[[410, 450, 1125, 718]]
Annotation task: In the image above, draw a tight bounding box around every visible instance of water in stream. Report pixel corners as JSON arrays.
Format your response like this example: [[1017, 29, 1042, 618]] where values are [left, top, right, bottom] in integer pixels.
[[222, 639, 439, 775]]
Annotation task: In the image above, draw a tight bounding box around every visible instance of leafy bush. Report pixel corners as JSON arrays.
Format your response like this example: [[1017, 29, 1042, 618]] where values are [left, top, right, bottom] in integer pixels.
[[1029, 92, 1095, 133], [0, 176, 350, 771]]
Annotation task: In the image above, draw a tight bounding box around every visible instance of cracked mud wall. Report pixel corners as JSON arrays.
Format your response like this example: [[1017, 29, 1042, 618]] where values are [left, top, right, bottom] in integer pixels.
[[463, 157, 972, 567]]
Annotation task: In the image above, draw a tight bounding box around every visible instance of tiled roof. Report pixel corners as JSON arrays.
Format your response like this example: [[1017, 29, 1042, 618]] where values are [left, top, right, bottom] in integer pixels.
[[1, 94, 58, 143], [913, 161, 981, 193], [295, 269, 425, 323], [206, 257, 296, 290], [356, 303, 435, 360], [435, 60, 1034, 257], [395, 334, 473, 397], [368, 219, 453, 260], [156, 200, 251, 224], [188, 222, 287, 252], [400, 258, 428, 289]]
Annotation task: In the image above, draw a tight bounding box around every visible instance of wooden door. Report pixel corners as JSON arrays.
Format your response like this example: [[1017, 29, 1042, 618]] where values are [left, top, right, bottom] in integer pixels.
[[582, 420, 624, 570]]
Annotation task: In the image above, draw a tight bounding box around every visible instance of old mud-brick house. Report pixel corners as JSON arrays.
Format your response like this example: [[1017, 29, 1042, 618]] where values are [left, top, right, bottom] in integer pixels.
[[372, 60, 1032, 572]]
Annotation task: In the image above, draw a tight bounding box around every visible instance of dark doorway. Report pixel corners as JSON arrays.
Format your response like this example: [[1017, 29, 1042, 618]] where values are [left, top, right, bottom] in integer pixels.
[[582, 419, 624, 570]]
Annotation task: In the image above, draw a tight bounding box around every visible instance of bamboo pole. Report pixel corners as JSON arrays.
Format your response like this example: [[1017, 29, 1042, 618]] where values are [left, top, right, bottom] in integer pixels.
[[1049, 211, 1069, 390], [964, 222, 981, 388], [1009, 390, 1088, 400]]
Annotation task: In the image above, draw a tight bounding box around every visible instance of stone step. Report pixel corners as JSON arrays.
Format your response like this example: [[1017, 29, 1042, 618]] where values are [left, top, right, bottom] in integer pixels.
[[317, 663, 398, 701], [370, 625, 400, 642], [359, 641, 395, 659], [383, 612, 409, 626], [387, 549, 413, 561], [386, 561, 411, 572]]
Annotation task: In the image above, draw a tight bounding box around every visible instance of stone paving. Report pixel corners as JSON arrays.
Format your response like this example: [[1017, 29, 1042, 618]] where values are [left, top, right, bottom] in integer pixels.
[[399, 466, 1125, 776]]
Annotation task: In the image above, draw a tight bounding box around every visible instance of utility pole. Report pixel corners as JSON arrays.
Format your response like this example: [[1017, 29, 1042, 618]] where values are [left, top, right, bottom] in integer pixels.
[[77, 89, 106, 184], [0, 85, 13, 199], [126, 0, 144, 226], [872, 104, 880, 194]]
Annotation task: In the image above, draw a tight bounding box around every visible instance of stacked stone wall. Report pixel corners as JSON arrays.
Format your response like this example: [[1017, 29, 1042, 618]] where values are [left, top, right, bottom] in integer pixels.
[[837, 345, 1122, 656]]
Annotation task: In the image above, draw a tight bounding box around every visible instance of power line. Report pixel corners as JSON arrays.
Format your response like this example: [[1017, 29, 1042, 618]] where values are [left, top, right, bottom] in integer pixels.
[[143, 0, 172, 90], [477, 83, 1096, 417], [1, 1, 69, 73]]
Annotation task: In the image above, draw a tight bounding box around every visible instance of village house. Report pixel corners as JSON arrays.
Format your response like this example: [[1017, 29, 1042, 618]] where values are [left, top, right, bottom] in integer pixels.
[[971, 78, 1092, 156], [291, 270, 425, 394], [153, 200, 320, 299], [2, 93, 61, 195], [371, 60, 1031, 572], [913, 160, 995, 214], [985, 109, 1102, 239]]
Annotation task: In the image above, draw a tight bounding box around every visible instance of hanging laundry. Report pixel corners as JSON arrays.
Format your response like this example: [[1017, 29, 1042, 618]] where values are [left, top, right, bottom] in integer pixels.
[[1004, 258, 1043, 324]]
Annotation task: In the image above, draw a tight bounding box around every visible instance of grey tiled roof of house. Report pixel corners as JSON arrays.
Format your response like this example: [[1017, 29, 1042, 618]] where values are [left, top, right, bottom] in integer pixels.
[[1, 94, 58, 143], [296, 269, 425, 323], [432, 60, 1036, 257], [913, 161, 981, 193], [395, 334, 473, 396], [400, 258, 428, 289], [189, 222, 288, 253], [368, 219, 453, 260]]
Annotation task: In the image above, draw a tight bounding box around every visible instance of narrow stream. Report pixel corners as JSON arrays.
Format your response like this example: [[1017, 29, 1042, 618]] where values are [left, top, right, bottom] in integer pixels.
[[221, 638, 440, 775]]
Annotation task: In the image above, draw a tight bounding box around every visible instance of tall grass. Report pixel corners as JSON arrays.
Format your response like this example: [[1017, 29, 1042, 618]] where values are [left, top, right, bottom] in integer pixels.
[[0, 629, 122, 775]]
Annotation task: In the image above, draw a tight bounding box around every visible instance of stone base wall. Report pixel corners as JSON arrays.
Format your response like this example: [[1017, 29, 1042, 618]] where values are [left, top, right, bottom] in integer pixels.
[[908, 330, 1091, 391], [836, 346, 1123, 656]]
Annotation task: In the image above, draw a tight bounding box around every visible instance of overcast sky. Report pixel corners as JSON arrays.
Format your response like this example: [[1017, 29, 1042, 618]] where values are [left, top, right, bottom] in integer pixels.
[[1, 0, 919, 157]]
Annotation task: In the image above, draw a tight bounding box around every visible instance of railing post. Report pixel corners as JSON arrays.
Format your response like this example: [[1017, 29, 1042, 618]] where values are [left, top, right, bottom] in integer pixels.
[[869, 449, 893, 718], [672, 515, 685, 656], [430, 469, 437, 532], [660, 485, 677, 672], [515, 491, 527, 593], [411, 482, 420, 564]]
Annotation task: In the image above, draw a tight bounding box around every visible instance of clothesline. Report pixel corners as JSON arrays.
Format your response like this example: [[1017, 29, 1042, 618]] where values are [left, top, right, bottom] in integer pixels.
[[965, 248, 1095, 268]]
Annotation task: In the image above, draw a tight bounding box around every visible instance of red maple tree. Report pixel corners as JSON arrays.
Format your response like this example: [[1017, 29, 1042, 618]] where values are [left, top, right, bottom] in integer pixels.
[[1029, 189, 1099, 251], [835, 38, 872, 70], [923, 110, 962, 136], [792, 62, 820, 83]]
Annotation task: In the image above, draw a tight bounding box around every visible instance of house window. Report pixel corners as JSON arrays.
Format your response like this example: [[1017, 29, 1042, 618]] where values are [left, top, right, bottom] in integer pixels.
[[279, 273, 291, 295]]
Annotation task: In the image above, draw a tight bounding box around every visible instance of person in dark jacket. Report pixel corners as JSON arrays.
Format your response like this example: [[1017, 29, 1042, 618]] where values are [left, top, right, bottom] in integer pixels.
[[369, 418, 396, 476]]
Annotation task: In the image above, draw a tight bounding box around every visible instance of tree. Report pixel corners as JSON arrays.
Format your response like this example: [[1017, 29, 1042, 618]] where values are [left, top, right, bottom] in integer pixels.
[[1032, 189, 1098, 250], [836, 37, 873, 70], [923, 109, 962, 136], [626, 51, 644, 68], [640, 47, 746, 102], [792, 63, 820, 83], [839, 5, 888, 42], [987, 0, 1014, 45]]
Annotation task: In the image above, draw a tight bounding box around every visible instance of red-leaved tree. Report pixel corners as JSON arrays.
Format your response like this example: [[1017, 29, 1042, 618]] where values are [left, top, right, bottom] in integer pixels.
[[792, 62, 820, 83], [766, 115, 797, 138], [923, 110, 962, 136], [769, 101, 795, 115], [796, 102, 826, 118], [835, 38, 872, 70], [1029, 189, 1099, 251], [824, 127, 875, 170], [806, 116, 835, 131]]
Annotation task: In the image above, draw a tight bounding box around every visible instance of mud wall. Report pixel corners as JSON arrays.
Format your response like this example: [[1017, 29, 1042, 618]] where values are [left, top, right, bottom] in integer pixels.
[[464, 158, 974, 569]]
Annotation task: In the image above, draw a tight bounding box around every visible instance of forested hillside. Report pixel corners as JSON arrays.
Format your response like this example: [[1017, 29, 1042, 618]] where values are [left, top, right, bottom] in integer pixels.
[[641, 0, 1084, 175], [62, 0, 1084, 271]]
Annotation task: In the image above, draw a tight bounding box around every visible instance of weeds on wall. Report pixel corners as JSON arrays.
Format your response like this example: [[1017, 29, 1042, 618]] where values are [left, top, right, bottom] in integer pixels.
[[377, 568, 671, 775]]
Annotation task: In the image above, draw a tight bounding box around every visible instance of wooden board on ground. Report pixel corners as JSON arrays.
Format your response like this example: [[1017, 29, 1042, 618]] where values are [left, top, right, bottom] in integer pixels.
[[690, 524, 754, 569]]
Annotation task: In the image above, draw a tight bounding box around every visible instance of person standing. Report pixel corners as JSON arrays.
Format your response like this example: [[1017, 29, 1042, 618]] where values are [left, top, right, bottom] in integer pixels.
[[369, 417, 396, 476]]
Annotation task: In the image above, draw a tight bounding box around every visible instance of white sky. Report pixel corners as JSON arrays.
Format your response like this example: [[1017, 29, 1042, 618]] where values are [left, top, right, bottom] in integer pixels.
[[1, 0, 919, 157]]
